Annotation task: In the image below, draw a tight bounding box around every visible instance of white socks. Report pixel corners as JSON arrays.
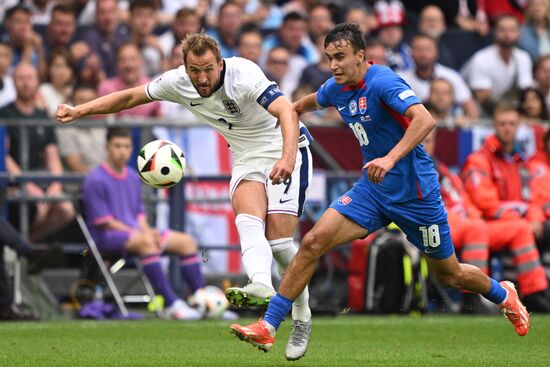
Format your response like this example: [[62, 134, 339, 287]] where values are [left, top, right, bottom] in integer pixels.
[[235, 214, 273, 289], [269, 237, 312, 322]]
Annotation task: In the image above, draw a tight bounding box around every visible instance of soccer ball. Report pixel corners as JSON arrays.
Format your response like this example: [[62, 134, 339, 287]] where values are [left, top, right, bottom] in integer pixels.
[[189, 286, 229, 319], [137, 139, 186, 189]]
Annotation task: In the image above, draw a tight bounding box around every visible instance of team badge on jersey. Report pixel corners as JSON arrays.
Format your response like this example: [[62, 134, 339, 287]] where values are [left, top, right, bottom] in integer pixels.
[[349, 100, 358, 115], [338, 195, 352, 205], [223, 99, 241, 115], [359, 97, 367, 114]]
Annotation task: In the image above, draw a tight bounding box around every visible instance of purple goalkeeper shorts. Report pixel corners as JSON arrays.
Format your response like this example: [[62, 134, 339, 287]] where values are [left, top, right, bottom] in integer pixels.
[[96, 229, 170, 257]]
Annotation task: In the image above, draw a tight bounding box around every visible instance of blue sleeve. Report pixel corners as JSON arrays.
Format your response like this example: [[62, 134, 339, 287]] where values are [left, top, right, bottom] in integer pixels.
[[375, 68, 421, 115], [316, 80, 333, 108]]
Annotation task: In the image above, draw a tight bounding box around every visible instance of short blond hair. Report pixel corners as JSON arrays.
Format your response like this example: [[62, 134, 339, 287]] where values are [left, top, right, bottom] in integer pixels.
[[181, 33, 222, 64]]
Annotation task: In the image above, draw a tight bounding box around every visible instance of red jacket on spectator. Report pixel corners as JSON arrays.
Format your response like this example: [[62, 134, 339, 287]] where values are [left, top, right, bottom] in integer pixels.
[[436, 160, 482, 218], [461, 135, 546, 222]]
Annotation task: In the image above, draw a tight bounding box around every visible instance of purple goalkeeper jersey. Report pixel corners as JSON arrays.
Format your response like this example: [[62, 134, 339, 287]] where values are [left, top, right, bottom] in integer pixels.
[[82, 163, 145, 240]]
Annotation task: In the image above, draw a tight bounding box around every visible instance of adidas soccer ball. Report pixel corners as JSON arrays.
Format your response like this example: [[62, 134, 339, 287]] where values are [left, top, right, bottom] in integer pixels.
[[189, 286, 229, 319], [137, 139, 186, 189]]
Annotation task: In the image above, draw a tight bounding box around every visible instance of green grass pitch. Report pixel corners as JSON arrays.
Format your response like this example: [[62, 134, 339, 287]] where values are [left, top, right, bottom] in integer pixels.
[[0, 315, 549, 366]]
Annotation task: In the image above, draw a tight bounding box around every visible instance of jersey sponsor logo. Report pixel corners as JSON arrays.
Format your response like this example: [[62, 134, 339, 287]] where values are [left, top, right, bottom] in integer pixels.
[[398, 90, 416, 100], [349, 100, 358, 115], [338, 195, 352, 205], [279, 198, 293, 204], [359, 97, 367, 114], [337, 106, 346, 111], [223, 99, 241, 115], [190, 102, 202, 106]]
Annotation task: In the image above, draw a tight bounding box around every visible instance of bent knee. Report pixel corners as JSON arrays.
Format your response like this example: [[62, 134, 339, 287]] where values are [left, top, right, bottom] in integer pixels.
[[301, 231, 325, 257]]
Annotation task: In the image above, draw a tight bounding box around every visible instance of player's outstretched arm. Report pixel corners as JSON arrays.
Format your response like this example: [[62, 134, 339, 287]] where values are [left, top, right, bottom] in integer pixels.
[[293, 92, 321, 115], [268, 96, 299, 184], [364, 104, 435, 184], [56, 85, 151, 124]]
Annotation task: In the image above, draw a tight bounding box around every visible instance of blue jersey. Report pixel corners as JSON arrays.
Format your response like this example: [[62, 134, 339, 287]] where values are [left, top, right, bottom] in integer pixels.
[[316, 64, 438, 203]]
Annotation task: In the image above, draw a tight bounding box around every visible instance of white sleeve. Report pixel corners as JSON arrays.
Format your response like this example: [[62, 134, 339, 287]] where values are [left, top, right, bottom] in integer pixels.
[[448, 72, 472, 104], [236, 60, 278, 102], [516, 51, 534, 89], [145, 69, 181, 103], [466, 55, 493, 90]]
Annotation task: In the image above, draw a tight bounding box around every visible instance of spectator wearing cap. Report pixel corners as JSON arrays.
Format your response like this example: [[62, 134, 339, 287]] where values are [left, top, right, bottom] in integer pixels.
[[374, 0, 413, 71]]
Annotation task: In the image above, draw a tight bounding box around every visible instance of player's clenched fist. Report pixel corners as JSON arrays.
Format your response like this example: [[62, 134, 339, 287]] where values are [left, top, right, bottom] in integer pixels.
[[56, 104, 78, 124]]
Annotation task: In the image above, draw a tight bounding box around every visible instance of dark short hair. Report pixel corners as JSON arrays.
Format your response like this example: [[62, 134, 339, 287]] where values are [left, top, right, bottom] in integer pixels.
[[129, 0, 157, 12], [324, 23, 366, 53], [410, 32, 438, 47], [5, 5, 31, 20], [237, 23, 263, 46], [51, 3, 76, 17], [106, 127, 132, 142], [283, 11, 307, 24]]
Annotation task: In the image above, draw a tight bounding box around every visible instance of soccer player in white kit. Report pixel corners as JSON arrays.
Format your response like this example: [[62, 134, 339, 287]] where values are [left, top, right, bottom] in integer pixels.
[[56, 34, 312, 360]]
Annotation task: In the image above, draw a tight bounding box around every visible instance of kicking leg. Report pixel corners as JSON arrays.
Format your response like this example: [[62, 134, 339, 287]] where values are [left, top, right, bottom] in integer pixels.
[[230, 208, 368, 351], [225, 180, 275, 307]]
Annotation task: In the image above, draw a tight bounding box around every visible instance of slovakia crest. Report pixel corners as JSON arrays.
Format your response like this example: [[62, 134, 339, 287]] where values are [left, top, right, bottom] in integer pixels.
[[359, 97, 367, 114], [223, 99, 241, 115], [349, 100, 358, 115], [338, 195, 352, 205]]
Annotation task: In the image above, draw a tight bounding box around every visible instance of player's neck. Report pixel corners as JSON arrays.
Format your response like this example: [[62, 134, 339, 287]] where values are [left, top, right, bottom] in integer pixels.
[[347, 62, 370, 87]]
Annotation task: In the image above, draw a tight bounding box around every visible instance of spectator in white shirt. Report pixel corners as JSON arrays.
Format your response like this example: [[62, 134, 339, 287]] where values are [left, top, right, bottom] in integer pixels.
[[399, 33, 478, 120], [461, 14, 534, 115]]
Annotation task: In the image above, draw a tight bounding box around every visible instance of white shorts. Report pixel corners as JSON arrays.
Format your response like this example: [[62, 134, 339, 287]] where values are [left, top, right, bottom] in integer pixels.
[[229, 146, 313, 217]]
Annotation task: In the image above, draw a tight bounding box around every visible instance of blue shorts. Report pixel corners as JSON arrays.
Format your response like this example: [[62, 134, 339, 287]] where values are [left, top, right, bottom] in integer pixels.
[[329, 181, 454, 260]]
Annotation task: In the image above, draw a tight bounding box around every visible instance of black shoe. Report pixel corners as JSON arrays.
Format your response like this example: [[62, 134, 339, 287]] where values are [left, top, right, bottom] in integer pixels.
[[461, 293, 490, 314], [27, 244, 64, 274], [523, 291, 550, 313], [0, 304, 39, 321]]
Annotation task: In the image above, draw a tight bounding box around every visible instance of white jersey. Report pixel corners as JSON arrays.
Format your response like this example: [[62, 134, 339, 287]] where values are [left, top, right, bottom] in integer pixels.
[[145, 57, 310, 164]]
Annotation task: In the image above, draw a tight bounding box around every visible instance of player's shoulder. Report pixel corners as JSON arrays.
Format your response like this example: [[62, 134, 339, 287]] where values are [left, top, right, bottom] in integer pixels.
[[369, 64, 399, 81], [224, 57, 264, 77], [318, 76, 338, 94]]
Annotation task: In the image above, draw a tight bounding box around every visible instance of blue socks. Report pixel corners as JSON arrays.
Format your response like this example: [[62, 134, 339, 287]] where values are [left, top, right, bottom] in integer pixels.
[[263, 293, 293, 330], [483, 278, 507, 304]]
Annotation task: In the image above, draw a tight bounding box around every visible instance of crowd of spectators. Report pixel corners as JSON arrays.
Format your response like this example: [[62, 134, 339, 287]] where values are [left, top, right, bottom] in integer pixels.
[[1, 0, 550, 319]]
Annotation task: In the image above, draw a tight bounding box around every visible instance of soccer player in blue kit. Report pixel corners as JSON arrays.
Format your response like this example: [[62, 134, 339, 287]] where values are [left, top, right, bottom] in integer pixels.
[[230, 23, 530, 357]]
